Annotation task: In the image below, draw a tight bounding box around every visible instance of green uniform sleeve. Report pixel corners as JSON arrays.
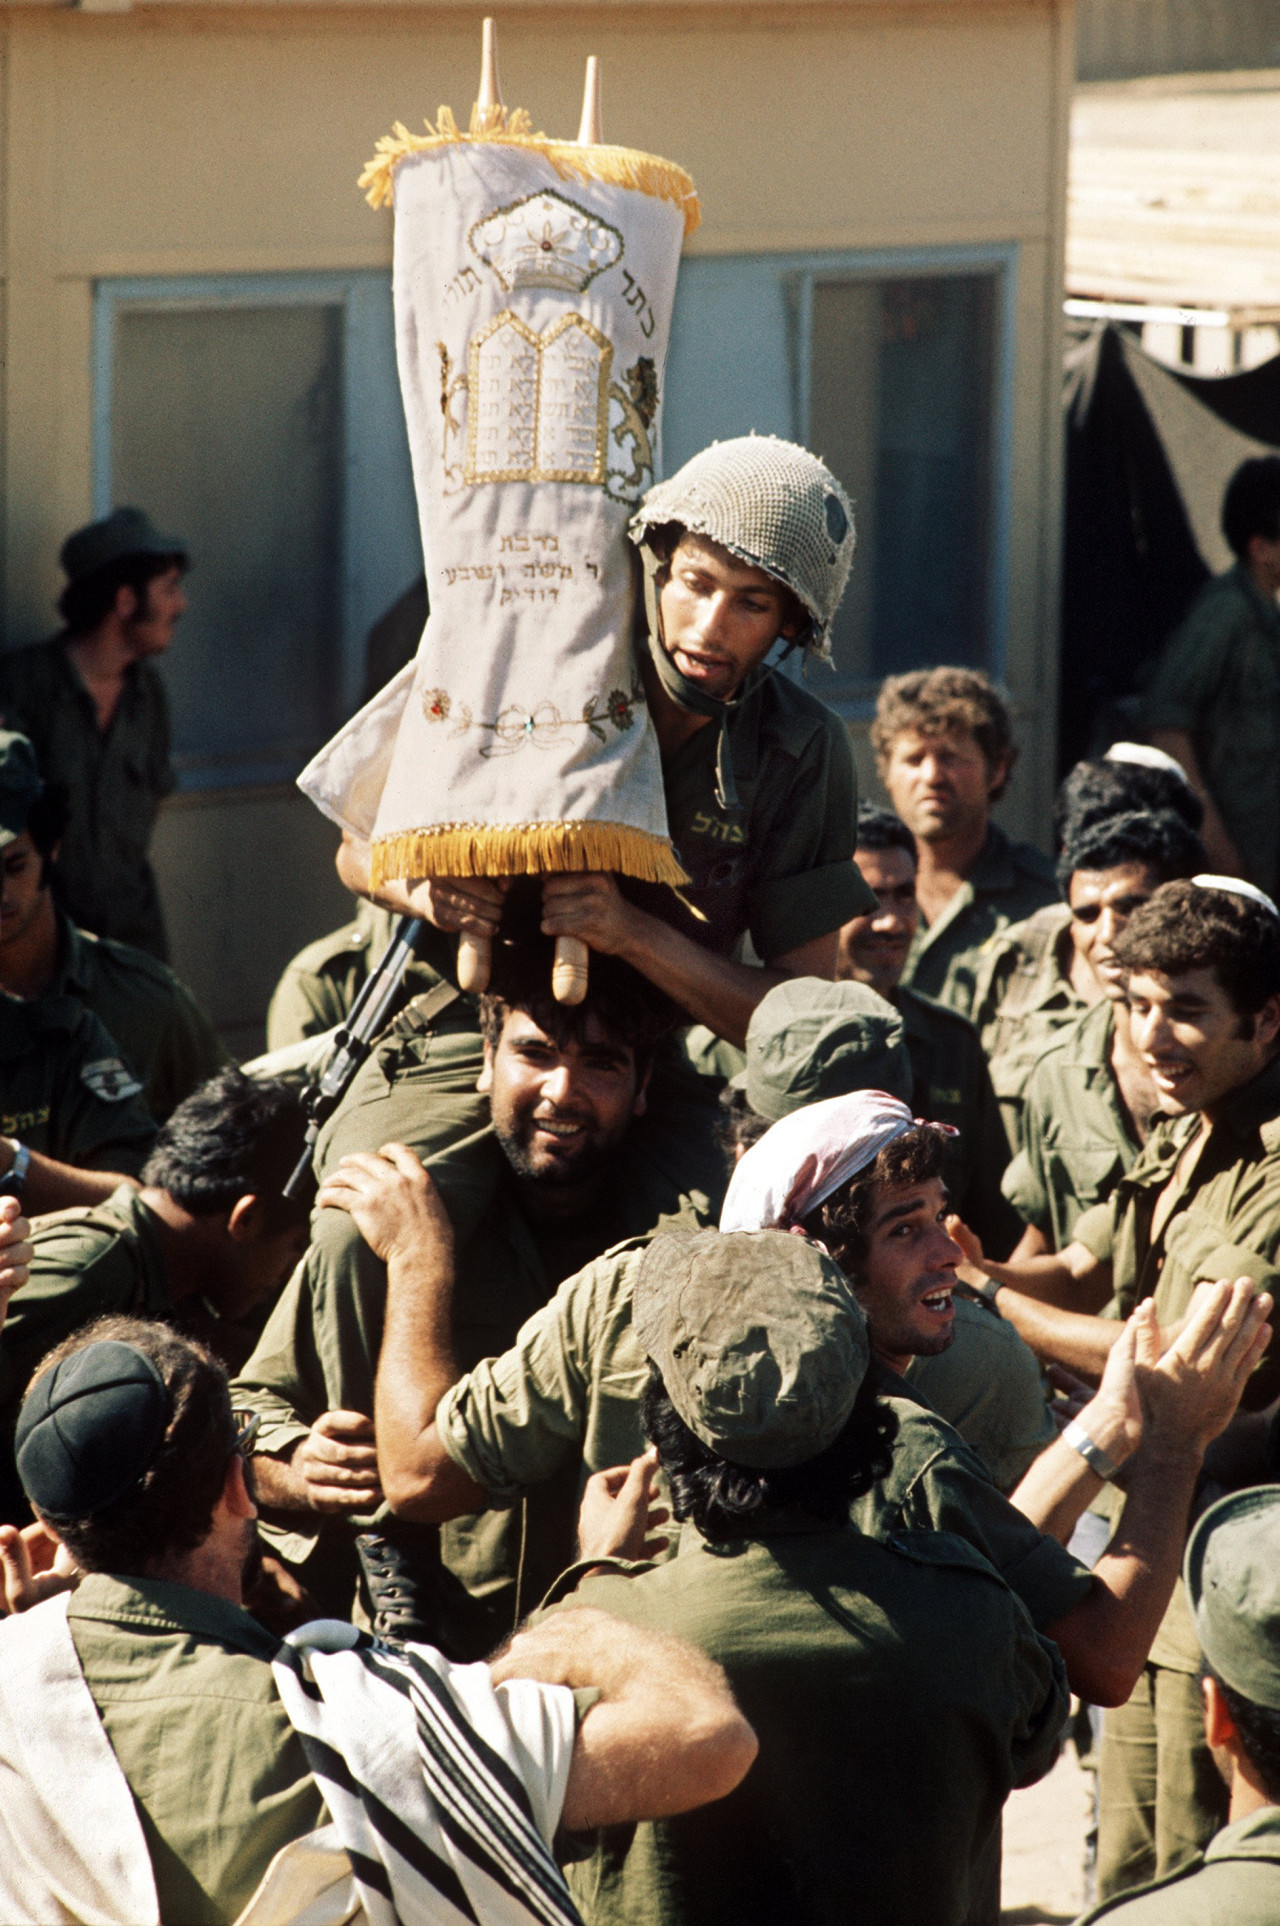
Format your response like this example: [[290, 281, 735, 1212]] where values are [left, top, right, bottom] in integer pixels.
[[861, 1400, 1094, 1632], [1072, 1201, 1116, 1265], [745, 707, 868, 961], [1142, 590, 1237, 736], [1002, 1147, 1050, 1236], [435, 1245, 649, 1502], [0, 1225, 147, 1414]]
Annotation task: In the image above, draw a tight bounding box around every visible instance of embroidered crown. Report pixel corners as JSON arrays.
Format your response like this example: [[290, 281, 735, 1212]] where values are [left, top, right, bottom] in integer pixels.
[[468, 190, 623, 295]]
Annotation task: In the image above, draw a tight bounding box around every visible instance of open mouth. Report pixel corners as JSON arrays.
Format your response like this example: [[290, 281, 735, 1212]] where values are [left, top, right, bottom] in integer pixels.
[[1149, 1060, 1195, 1097], [918, 1287, 954, 1318]]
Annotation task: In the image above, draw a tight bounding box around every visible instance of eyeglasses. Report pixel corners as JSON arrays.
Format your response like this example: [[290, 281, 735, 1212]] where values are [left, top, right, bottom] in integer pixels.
[[231, 1408, 261, 1458]]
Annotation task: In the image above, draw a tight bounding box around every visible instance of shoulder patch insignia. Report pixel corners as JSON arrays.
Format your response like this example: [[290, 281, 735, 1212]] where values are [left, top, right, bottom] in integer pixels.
[[80, 1057, 145, 1103]]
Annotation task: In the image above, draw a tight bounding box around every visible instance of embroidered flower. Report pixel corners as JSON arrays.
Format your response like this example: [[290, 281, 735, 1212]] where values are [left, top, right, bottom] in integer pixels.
[[423, 689, 451, 723], [606, 689, 635, 731]]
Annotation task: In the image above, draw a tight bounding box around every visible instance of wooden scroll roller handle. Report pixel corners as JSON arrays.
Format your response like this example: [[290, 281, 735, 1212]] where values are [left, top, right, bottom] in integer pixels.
[[457, 933, 492, 994], [553, 936, 589, 1005]]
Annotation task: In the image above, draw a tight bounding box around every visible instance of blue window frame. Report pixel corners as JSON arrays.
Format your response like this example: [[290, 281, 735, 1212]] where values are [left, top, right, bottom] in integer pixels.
[[92, 272, 422, 790], [663, 244, 1018, 709]]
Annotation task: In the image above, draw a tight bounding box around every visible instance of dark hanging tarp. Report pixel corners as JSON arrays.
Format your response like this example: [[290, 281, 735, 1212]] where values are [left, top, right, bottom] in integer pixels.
[[1059, 323, 1280, 769]]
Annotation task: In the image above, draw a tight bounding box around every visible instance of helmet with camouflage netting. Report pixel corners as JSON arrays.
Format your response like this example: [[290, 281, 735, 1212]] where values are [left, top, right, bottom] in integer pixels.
[[629, 435, 856, 658]]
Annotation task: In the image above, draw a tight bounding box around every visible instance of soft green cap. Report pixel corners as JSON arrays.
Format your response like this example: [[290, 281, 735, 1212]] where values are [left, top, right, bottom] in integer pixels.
[[60, 507, 187, 584], [734, 976, 910, 1122], [1185, 1487, 1280, 1711], [0, 730, 42, 850], [633, 1227, 869, 1469]]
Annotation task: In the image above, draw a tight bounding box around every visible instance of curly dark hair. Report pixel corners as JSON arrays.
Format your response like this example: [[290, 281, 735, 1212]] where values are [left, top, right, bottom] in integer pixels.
[[141, 1068, 309, 1233], [802, 1125, 949, 1279], [30, 1317, 236, 1577], [1054, 756, 1203, 846], [1056, 807, 1204, 895], [871, 668, 1017, 799], [716, 1085, 773, 1166], [1113, 879, 1280, 1022], [640, 1364, 897, 1543], [855, 805, 917, 863], [478, 930, 676, 1073]]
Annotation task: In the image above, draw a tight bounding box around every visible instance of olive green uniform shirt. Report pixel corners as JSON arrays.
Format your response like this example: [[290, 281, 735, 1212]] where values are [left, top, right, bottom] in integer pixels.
[[67, 1574, 326, 1926], [1073, 1053, 1280, 1671], [1143, 562, 1280, 894], [0, 992, 156, 1173], [969, 905, 1089, 1151], [436, 1244, 1093, 1635], [551, 1520, 1067, 1926], [265, 899, 446, 1052], [901, 824, 1058, 1020], [234, 1017, 713, 1654], [0, 1184, 171, 1522], [904, 1294, 1057, 1493], [897, 982, 1022, 1254], [1076, 1803, 1280, 1925], [625, 669, 873, 961], [47, 912, 227, 1121], [0, 635, 174, 959], [1004, 997, 1139, 1252]]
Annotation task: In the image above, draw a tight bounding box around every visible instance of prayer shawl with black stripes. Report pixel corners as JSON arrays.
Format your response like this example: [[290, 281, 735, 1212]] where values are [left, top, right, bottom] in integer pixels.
[[0, 1598, 583, 1926]]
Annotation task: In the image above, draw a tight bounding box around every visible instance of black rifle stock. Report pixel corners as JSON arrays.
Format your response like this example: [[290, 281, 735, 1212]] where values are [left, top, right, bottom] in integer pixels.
[[283, 915, 424, 1200]]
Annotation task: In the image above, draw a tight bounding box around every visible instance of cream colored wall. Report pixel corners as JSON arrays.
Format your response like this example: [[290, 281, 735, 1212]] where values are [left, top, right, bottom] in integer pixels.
[[0, 0, 1072, 1042]]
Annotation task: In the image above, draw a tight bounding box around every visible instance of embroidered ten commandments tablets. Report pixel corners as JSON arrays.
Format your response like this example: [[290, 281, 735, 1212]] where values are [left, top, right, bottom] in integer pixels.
[[299, 27, 699, 1000]]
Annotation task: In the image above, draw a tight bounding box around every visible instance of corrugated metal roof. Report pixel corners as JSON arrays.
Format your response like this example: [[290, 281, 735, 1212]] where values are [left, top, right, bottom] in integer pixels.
[[1068, 70, 1280, 319]]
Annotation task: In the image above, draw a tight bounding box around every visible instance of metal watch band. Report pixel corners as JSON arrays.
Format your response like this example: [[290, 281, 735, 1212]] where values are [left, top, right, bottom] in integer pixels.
[[1062, 1418, 1119, 1483]]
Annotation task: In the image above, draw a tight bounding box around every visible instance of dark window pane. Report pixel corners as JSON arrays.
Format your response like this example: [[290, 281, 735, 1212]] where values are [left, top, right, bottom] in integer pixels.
[[809, 274, 995, 692], [112, 304, 343, 781]]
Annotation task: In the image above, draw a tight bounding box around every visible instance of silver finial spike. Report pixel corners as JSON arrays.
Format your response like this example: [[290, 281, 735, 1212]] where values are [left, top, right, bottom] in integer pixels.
[[576, 56, 602, 145], [477, 17, 502, 111]]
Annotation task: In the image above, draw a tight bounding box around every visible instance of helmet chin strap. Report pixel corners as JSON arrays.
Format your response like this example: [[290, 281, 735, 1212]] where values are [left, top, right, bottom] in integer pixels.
[[640, 546, 804, 816]]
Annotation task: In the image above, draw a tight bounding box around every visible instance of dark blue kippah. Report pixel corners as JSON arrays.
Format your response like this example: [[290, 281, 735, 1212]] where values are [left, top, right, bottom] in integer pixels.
[[15, 1341, 168, 1522]]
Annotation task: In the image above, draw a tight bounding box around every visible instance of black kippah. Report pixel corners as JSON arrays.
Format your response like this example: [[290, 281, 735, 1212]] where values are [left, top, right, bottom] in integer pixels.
[[15, 1341, 168, 1522]]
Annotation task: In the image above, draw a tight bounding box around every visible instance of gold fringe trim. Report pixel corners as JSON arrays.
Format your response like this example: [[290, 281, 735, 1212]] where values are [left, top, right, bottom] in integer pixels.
[[360, 103, 701, 237], [370, 819, 691, 888]]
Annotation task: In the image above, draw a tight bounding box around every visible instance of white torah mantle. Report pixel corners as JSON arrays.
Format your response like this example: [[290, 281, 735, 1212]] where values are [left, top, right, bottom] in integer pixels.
[[298, 103, 699, 891]]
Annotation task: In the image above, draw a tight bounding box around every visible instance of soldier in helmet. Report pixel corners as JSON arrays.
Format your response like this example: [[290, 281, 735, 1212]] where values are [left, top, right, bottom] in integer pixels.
[[346, 435, 876, 1051]]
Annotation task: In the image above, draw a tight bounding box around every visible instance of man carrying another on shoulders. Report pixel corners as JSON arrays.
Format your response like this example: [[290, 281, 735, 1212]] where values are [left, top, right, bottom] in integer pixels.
[[873, 666, 1056, 1019], [0, 1320, 756, 1926], [350, 438, 877, 1050], [0, 508, 187, 961], [234, 944, 711, 1652]]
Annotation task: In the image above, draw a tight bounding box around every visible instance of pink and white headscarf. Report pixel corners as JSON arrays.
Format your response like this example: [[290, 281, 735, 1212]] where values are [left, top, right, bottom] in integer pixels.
[[721, 1089, 953, 1234]]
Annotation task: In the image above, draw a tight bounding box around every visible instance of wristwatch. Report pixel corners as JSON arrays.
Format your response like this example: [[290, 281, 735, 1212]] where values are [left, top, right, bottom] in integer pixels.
[[0, 1140, 30, 1198]]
